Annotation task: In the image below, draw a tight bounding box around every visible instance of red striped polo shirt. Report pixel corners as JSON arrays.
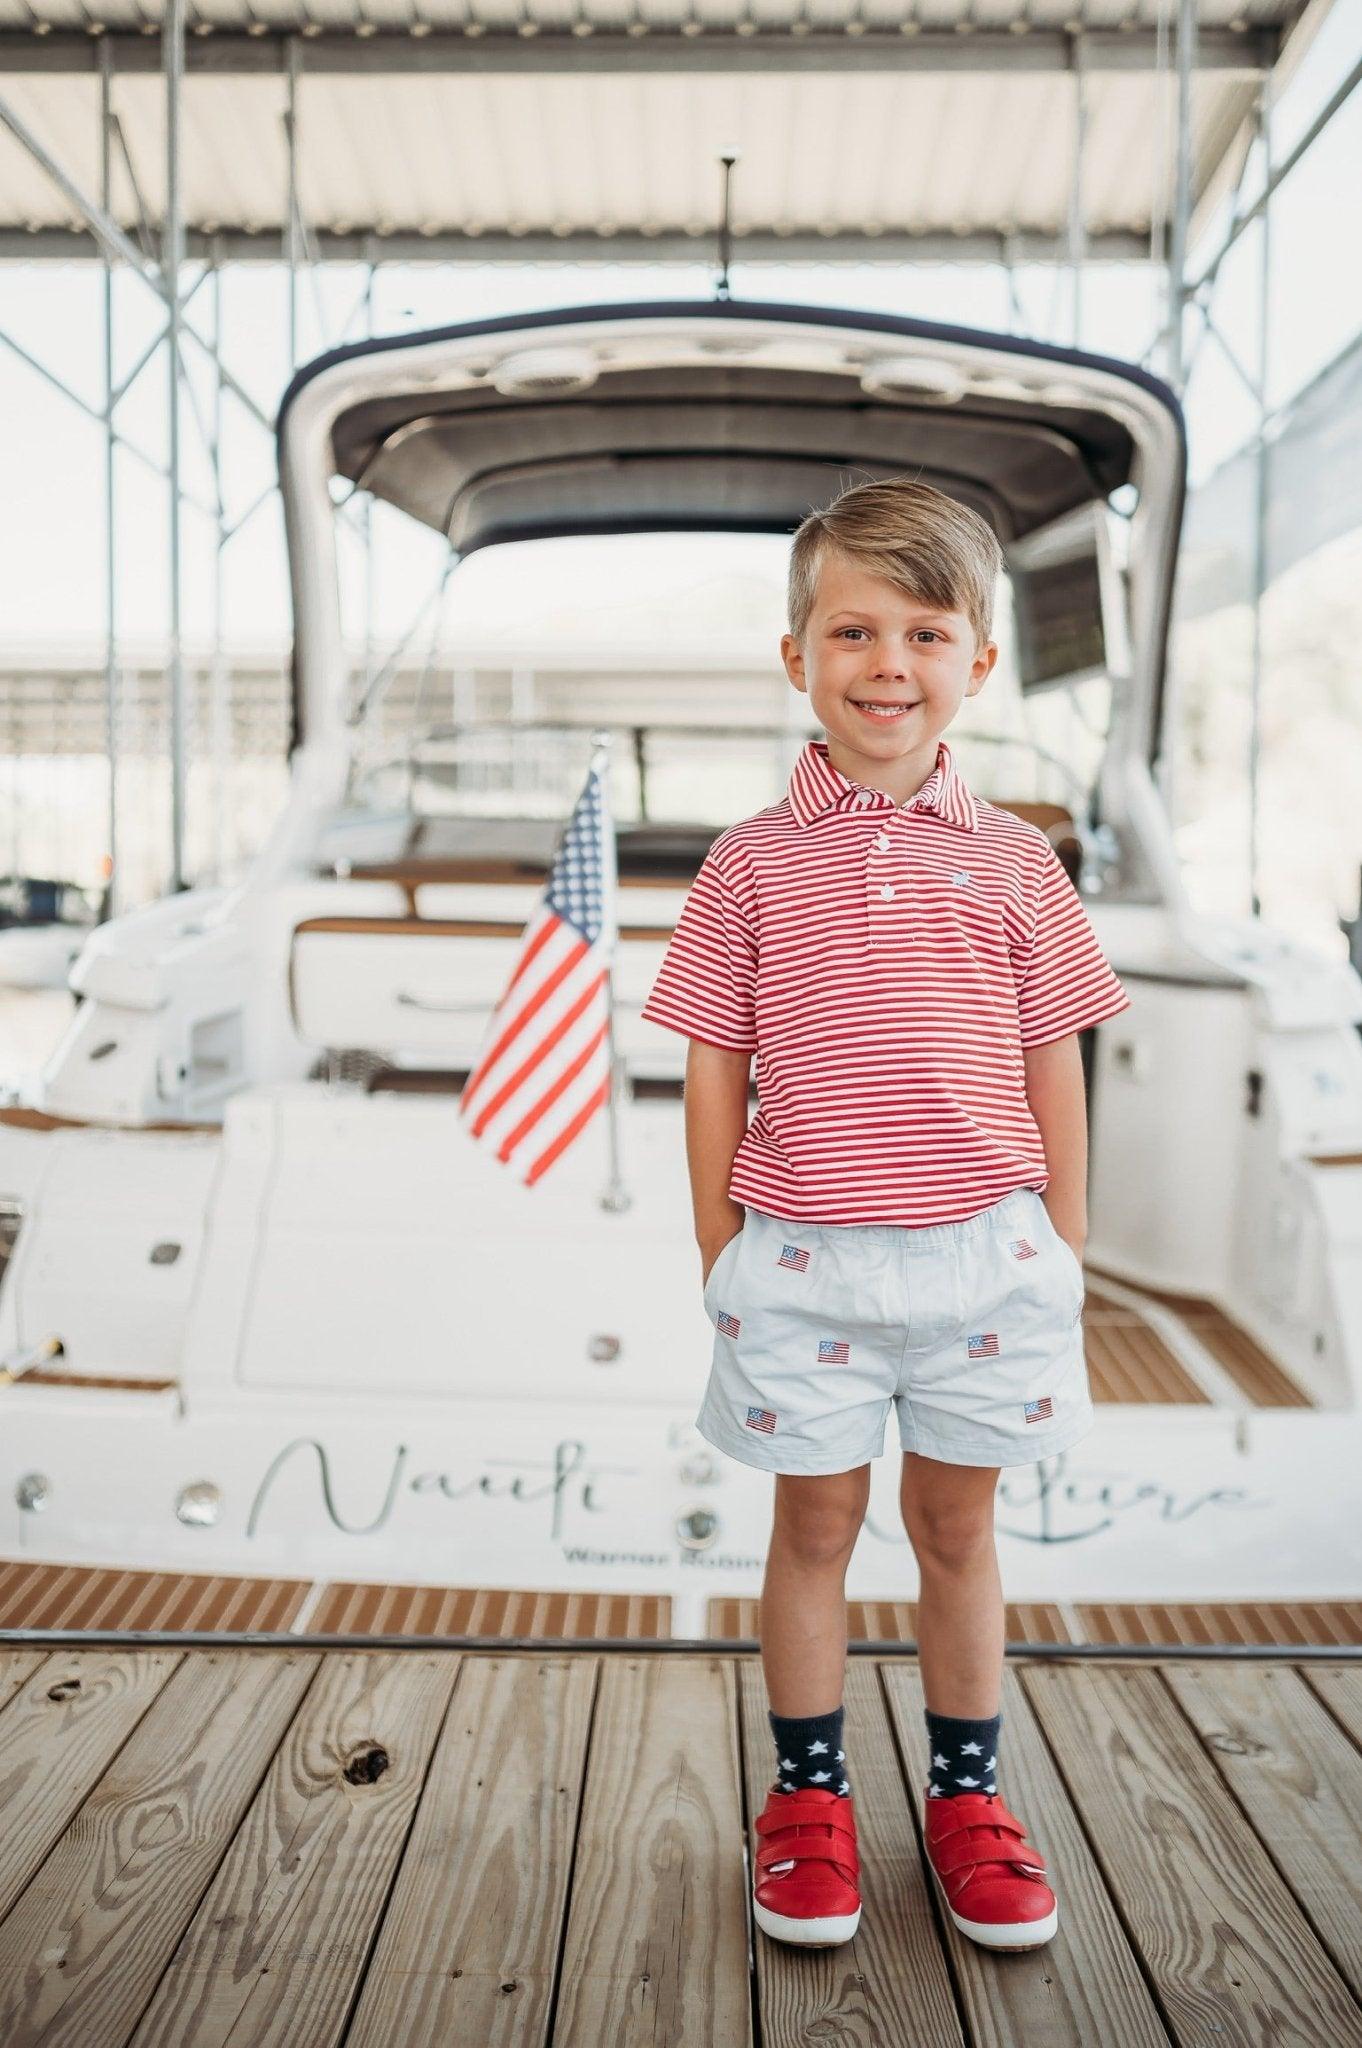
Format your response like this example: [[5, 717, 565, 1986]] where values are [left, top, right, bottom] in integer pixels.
[[640, 736, 1132, 1226]]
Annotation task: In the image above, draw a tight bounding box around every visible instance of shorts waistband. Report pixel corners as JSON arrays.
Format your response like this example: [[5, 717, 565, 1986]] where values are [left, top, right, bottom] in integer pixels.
[[750, 1187, 1042, 1252]]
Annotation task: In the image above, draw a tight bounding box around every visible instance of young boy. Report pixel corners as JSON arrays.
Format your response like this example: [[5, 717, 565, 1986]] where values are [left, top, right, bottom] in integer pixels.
[[639, 477, 1131, 1954]]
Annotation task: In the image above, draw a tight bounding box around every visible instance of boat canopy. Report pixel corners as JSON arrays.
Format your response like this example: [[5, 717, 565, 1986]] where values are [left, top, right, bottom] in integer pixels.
[[295, 300, 1170, 554]]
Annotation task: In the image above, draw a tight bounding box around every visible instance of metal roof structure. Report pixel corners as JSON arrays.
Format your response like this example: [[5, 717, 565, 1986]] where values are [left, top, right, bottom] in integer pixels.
[[0, 0, 1330, 261]]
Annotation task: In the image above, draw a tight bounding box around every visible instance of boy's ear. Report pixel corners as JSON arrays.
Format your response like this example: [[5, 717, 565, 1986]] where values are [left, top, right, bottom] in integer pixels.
[[968, 639, 999, 692], [780, 631, 808, 694]]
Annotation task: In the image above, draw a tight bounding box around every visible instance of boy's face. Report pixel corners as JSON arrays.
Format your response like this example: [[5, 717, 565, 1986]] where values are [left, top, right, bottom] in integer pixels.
[[780, 551, 998, 796]]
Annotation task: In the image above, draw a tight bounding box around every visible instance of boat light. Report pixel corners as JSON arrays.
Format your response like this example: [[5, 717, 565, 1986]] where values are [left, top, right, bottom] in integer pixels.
[[490, 347, 599, 398], [15, 1472, 50, 1513], [859, 358, 968, 404], [175, 1481, 222, 1528]]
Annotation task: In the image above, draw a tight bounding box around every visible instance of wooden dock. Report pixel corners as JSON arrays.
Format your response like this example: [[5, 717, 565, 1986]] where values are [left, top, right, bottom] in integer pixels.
[[0, 1643, 1359, 2046]]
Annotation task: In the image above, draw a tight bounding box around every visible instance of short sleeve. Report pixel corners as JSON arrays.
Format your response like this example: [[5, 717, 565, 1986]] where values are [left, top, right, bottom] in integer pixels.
[[640, 852, 758, 1053], [1015, 844, 1132, 1048]]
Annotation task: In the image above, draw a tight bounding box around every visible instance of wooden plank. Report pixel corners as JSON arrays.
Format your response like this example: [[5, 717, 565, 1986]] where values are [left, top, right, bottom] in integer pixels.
[[0, 1649, 183, 1923], [1303, 1663, 1362, 1748], [882, 1662, 1167, 2048], [346, 1652, 596, 2048], [736, 1657, 964, 2048], [550, 1654, 752, 2048], [1022, 1664, 1362, 2047], [129, 1649, 462, 2048], [0, 1650, 46, 1716], [1164, 1662, 1362, 2004], [0, 1647, 319, 2048]]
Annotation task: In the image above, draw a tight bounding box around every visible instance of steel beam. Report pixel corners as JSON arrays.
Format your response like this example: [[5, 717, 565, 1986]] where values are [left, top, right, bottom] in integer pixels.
[[0, 27, 1275, 76], [0, 225, 1156, 265]]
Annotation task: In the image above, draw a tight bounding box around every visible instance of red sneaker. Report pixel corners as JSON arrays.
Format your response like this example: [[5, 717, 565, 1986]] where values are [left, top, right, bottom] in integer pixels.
[[922, 1790, 1058, 1950], [751, 1784, 862, 1947]]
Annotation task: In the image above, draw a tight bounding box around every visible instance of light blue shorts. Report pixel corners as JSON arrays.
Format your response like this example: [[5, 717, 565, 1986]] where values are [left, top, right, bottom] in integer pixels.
[[696, 1187, 1093, 1474]]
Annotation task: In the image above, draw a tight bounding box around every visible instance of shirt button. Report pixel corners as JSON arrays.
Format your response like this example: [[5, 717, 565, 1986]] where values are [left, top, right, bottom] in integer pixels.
[[874, 832, 890, 851], [879, 883, 896, 901]]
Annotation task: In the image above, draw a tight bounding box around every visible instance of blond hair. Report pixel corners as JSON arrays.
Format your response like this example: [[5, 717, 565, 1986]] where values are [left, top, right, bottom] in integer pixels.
[[787, 477, 1003, 650]]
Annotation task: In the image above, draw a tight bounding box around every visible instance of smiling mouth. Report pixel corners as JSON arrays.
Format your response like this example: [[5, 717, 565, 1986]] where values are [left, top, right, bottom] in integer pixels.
[[852, 700, 920, 718]]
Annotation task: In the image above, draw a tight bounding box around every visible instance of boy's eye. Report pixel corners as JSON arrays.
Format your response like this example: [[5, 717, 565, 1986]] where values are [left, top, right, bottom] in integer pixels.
[[834, 627, 941, 642]]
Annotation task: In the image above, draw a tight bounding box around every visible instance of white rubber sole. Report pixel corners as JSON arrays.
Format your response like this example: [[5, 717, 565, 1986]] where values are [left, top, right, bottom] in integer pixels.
[[929, 1860, 1058, 1951], [753, 1894, 861, 1948]]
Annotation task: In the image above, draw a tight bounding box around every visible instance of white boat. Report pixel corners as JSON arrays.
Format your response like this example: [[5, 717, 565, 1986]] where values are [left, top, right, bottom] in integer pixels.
[[3, 298, 1361, 1641]]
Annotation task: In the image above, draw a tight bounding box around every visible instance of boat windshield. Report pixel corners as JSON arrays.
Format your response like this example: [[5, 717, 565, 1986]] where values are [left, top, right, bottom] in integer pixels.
[[332, 528, 1118, 844]]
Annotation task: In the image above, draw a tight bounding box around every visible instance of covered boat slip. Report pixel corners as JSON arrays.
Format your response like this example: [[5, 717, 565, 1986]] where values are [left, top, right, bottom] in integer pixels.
[[0, 1640, 1359, 2045]]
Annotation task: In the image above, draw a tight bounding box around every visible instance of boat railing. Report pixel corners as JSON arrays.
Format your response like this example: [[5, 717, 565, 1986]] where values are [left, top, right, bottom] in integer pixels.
[[347, 717, 1098, 832]]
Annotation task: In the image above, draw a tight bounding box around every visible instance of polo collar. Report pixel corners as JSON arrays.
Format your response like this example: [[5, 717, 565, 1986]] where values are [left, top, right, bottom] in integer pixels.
[[788, 737, 979, 833]]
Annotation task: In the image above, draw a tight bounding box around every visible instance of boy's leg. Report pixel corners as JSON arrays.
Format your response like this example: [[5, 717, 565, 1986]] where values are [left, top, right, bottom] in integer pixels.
[[900, 1448, 1058, 1947], [898, 1450, 1003, 1718], [760, 1465, 870, 1794], [761, 1465, 871, 1714]]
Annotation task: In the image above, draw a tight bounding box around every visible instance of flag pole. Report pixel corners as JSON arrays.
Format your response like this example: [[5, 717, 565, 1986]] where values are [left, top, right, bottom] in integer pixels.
[[592, 727, 631, 1215]]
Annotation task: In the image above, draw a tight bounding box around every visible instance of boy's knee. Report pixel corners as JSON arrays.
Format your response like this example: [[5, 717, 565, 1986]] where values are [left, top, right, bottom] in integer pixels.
[[905, 1500, 995, 1574], [772, 1468, 869, 1565]]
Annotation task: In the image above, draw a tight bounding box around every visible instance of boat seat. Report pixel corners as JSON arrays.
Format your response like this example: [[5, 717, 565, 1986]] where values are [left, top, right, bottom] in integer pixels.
[[335, 801, 1082, 905], [289, 914, 674, 1057]]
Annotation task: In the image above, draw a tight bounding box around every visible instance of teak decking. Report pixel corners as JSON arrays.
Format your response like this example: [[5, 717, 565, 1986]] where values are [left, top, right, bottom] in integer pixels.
[[0, 1644, 1359, 2046]]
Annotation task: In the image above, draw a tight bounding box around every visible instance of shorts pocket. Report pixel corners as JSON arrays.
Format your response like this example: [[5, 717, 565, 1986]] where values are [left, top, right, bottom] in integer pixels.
[[702, 1220, 746, 1316], [1033, 1197, 1085, 1311]]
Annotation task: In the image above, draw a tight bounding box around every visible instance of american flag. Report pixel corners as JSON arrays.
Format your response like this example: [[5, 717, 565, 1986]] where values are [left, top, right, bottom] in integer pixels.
[[459, 748, 617, 1186], [777, 1244, 811, 1273], [968, 1332, 1001, 1358], [1008, 1238, 1038, 1260], [745, 1406, 777, 1435], [717, 1311, 742, 1337], [818, 1339, 850, 1364], [1025, 1397, 1054, 1422]]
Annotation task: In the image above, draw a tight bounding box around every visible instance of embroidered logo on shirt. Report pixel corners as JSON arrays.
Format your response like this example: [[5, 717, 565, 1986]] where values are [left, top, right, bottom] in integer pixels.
[[717, 1311, 741, 1337], [1007, 1238, 1038, 1259], [968, 1332, 1001, 1358], [777, 1244, 811, 1273], [1024, 1397, 1054, 1422], [818, 1339, 850, 1364], [745, 1406, 777, 1435]]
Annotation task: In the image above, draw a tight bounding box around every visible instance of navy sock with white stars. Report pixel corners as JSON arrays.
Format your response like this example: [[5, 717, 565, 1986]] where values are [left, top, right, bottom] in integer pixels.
[[924, 1707, 1000, 1798], [768, 1705, 851, 1797]]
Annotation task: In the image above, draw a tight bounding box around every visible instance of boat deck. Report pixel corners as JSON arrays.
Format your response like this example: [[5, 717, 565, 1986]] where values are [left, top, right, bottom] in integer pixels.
[[3, 1556, 1361, 1648], [0, 1642, 1359, 2046]]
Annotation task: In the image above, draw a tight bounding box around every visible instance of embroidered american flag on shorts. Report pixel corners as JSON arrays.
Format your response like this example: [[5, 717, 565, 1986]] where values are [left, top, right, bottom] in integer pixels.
[[968, 1332, 1001, 1358], [1025, 1397, 1054, 1422], [818, 1339, 850, 1363], [745, 1406, 777, 1435], [717, 1311, 741, 1337], [1008, 1238, 1037, 1259], [777, 1244, 811, 1272]]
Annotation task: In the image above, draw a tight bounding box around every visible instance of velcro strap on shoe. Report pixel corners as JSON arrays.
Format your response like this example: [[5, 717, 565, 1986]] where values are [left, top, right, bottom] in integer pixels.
[[756, 1838, 860, 1887], [756, 1796, 858, 1843], [933, 1832, 1047, 1880]]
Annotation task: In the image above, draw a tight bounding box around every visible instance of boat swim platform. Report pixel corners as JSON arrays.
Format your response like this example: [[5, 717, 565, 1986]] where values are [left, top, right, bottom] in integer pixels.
[[0, 1642, 1359, 2047], [2, 1557, 1362, 1648]]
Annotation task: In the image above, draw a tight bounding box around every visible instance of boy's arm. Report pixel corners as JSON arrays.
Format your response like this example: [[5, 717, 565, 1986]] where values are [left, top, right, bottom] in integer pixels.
[[684, 1038, 752, 1283], [1021, 1032, 1088, 1257]]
